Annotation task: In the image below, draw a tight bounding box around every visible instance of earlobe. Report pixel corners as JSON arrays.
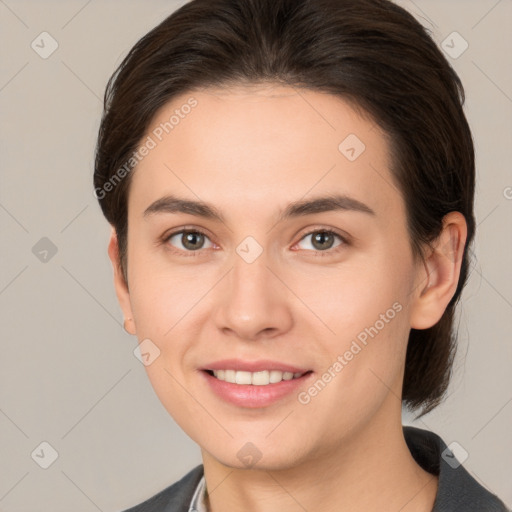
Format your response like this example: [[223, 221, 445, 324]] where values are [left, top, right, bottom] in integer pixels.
[[123, 318, 135, 334], [107, 228, 137, 336], [410, 212, 468, 330]]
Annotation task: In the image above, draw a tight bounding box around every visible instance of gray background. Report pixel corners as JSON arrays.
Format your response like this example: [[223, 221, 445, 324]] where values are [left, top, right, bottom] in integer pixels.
[[1, 0, 511, 510]]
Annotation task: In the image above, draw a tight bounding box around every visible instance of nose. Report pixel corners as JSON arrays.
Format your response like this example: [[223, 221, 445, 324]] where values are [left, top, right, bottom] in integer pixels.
[[212, 253, 294, 342]]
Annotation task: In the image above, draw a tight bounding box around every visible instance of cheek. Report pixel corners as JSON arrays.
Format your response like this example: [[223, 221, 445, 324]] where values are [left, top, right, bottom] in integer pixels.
[[140, 357, 211, 446], [296, 250, 414, 403], [294, 249, 412, 341], [127, 253, 210, 340]]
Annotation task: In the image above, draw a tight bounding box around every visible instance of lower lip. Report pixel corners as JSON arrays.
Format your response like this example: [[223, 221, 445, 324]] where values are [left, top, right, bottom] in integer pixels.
[[202, 371, 313, 408]]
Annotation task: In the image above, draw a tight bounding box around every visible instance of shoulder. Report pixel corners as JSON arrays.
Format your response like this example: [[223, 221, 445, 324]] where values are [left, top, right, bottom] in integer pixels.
[[403, 426, 510, 512], [120, 465, 204, 512]]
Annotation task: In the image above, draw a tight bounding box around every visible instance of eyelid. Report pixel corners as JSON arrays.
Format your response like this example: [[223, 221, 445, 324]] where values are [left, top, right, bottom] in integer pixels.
[[162, 225, 213, 241]]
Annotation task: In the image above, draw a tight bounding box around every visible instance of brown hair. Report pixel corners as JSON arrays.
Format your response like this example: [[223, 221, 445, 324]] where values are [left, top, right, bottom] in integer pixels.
[[94, 0, 475, 417]]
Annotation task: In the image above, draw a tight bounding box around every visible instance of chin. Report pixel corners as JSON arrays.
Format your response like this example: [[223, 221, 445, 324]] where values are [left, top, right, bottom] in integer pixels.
[[201, 435, 312, 473]]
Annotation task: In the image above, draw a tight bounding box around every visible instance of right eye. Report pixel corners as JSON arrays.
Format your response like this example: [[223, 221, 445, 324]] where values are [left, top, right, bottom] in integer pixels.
[[165, 229, 215, 253]]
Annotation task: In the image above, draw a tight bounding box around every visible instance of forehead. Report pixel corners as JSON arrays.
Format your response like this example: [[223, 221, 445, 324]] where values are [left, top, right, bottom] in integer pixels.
[[128, 84, 401, 222]]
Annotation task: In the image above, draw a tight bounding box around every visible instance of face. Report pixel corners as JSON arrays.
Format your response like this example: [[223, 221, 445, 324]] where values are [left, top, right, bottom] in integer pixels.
[[114, 84, 430, 470]]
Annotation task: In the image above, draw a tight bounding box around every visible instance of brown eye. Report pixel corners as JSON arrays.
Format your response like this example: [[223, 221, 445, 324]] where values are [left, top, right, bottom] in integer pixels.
[[167, 230, 213, 251], [311, 231, 335, 250], [296, 230, 345, 252]]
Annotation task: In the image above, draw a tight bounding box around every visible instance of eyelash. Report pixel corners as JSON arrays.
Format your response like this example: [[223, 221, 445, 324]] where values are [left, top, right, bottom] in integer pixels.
[[161, 226, 350, 258]]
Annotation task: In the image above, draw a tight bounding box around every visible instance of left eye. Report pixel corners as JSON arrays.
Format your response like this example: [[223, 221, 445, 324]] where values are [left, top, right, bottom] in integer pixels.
[[296, 230, 345, 251], [167, 230, 214, 251]]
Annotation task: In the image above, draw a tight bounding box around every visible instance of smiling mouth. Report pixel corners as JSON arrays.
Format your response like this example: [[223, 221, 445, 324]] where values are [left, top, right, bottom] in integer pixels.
[[204, 369, 312, 386]]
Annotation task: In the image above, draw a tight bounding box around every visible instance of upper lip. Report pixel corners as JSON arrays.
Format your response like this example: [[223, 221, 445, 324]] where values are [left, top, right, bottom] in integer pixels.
[[203, 359, 310, 374]]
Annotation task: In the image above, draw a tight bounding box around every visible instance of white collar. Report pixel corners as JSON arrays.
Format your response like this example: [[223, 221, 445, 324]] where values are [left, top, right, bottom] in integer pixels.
[[188, 475, 208, 512]]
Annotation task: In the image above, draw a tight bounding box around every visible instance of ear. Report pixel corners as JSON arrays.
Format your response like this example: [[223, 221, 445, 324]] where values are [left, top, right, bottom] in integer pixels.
[[410, 212, 468, 330], [107, 227, 136, 335]]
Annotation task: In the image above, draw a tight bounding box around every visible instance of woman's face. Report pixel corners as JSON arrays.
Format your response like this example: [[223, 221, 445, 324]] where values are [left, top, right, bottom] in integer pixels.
[[115, 84, 428, 470]]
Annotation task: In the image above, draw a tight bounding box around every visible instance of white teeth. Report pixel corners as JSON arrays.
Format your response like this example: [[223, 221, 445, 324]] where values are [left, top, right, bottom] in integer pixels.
[[252, 371, 270, 386], [224, 369, 236, 383], [235, 371, 252, 385], [269, 370, 283, 383], [211, 369, 304, 385]]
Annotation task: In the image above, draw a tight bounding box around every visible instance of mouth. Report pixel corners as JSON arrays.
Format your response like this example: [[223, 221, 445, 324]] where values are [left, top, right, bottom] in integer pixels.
[[200, 361, 314, 408]]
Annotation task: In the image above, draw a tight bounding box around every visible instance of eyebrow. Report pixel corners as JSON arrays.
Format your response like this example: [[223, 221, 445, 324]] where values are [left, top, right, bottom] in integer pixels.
[[143, 193, 376, 223]]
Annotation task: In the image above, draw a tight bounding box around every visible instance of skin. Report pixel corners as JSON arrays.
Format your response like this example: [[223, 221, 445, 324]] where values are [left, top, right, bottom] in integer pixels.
[[108, 84, 467, 512]]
